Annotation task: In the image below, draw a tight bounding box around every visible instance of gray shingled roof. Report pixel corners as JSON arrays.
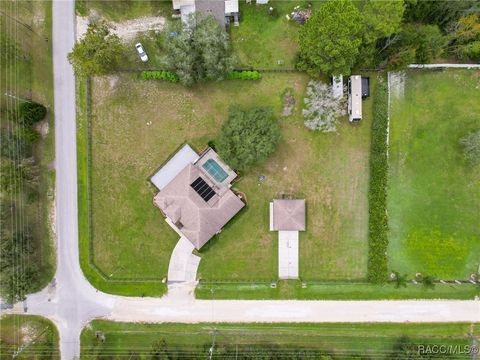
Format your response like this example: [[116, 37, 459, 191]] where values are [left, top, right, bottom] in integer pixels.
[[195, 0, 226, 26], [272, 200, 306, 231], [154, 164, 244, 249]]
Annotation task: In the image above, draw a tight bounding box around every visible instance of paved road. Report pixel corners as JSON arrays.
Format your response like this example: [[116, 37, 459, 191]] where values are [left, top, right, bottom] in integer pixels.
[[3, 1, 479, 359]]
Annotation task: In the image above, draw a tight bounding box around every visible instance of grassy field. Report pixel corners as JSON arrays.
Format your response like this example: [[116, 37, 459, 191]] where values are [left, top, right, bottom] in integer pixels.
[[230, 1, 317, 69], [387, 70, 480, 280], [84, 72, 371, 291], [76, 0, 172, 21], [81, 320, 479, 359], [0, 1, 56, 291], [196, 280, 479, 300], [0, 315, 59, 359]]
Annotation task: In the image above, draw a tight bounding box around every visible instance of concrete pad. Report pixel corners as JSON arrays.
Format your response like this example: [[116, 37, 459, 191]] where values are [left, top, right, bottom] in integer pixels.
[[278, 231, 299, 279], [168, 236, 201, 282]]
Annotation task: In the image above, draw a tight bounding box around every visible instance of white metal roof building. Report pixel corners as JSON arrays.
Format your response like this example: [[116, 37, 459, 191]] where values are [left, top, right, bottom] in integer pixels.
[[150, 144, 199, 191], [348, 75, 362, 122]]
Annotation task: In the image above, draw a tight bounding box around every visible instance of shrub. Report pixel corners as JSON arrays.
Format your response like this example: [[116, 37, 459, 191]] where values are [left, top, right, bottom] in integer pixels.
[[225, 71, 262, 80], [367, 78, 389, 283], [459, 130, 480, 165], [302, 80, 345, 133], [18, 101, 47, 126], [141, 70, 180, 83]]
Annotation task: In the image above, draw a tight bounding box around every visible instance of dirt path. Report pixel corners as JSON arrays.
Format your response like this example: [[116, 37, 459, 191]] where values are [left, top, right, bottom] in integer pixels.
[[76, 14, 165, 41]]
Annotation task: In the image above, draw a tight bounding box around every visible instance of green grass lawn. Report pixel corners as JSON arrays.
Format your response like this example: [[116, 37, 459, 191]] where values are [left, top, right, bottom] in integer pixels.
[[84, 72, 370, 294], [0, 315, 59, 359], [196, 279, 479, 300], [81, 320, 479, 359], [230, 1, 312, 69], [76, 0, 172, 21], [387, 70, 480, 280], [0, 0, 56, 292]]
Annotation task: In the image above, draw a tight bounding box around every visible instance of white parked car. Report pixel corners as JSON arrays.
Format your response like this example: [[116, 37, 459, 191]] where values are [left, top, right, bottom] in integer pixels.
[[135, 43, 148, 62]]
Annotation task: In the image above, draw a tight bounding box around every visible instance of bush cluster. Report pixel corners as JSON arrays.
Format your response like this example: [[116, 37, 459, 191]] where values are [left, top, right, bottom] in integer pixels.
[[226, 70, 262, 80], [141, 70, 179, 83], [367, 79, 389, 283], [18, 101, 47, 127]]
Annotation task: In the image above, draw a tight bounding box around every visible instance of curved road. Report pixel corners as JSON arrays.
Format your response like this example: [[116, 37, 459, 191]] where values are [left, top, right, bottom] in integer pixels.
[[3, 1, 479, 359]]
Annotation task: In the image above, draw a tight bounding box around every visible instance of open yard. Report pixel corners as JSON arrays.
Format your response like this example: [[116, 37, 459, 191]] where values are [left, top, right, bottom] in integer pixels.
[[85, 72, 371, 288], [81, 320, 479, 359], [230, 1, 317, 69], [0, 315, 59, 359], [387, 69, 480, 279]]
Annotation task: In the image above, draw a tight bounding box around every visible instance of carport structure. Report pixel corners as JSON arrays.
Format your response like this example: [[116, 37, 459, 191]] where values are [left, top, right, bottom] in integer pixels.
[[269, 199, 306, 279]]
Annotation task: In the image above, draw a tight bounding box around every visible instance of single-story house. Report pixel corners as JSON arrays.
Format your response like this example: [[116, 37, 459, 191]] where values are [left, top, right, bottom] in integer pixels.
[[152, 144, 245, 250], [270, 199, 306, 279], [172, 0, 239, 27]]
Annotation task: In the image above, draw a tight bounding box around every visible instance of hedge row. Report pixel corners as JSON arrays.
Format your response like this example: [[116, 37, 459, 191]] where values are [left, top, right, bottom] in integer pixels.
[[141, 70, 179, 82], [226, 70, 262, 80], [367, 78, 389, 283]]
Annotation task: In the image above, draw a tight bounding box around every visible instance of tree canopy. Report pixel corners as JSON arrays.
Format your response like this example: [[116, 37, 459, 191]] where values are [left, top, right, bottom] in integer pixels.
[[68, 21, 124, 76], [362, 0, 405, 45], [297, 0, 363, 76], [217, 106, 280, 171], [163, 13, 235, 86]]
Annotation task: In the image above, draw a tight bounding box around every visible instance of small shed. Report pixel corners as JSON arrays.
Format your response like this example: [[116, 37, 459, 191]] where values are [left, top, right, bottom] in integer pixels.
[[269, 199, 306, 279]]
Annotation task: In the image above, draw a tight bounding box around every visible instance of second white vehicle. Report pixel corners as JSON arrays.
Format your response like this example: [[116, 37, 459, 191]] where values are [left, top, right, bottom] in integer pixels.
[[135, 43, 148, 62]]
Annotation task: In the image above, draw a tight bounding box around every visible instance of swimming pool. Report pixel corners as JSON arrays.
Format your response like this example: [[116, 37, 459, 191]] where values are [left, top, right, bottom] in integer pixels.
[[202, 159, 228, 183]]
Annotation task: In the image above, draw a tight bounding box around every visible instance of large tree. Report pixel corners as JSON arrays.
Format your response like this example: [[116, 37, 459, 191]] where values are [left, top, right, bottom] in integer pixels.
[[362, 0, 405, 45], [217, 107, 280, 171], [68, 21, 124, 76], [297, 0, 363, 76], [163, 13, 235, 86]]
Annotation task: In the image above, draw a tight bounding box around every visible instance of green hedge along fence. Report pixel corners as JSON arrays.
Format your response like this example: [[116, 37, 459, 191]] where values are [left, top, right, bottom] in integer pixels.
[[140, 70, 262, 82], [367, 77, 389, 283], [225, 70, 262, 80], [141, 70, 180, 82]]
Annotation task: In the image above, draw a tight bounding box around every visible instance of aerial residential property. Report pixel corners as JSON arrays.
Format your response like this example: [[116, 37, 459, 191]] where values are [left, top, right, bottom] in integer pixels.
[[1, 0, 479, 359]]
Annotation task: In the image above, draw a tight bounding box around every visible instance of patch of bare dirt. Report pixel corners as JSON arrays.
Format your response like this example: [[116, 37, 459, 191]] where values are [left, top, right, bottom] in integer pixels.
[[76, 12, 165, 41], [34, 119, 49, 138]]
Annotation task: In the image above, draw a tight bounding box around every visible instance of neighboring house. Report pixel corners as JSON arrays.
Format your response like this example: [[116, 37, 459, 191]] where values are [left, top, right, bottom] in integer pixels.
[[172, 0, 239, 27], [270, 199, 306, 279], [152, 144, 245, 250]]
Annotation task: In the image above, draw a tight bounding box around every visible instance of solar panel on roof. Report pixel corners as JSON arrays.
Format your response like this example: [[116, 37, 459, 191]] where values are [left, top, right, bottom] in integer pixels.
[[190, 177, 216, 202]]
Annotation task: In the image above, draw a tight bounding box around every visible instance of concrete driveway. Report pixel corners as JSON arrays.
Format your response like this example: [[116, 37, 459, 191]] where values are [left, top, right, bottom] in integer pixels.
[[168, 236, 201, 282]]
